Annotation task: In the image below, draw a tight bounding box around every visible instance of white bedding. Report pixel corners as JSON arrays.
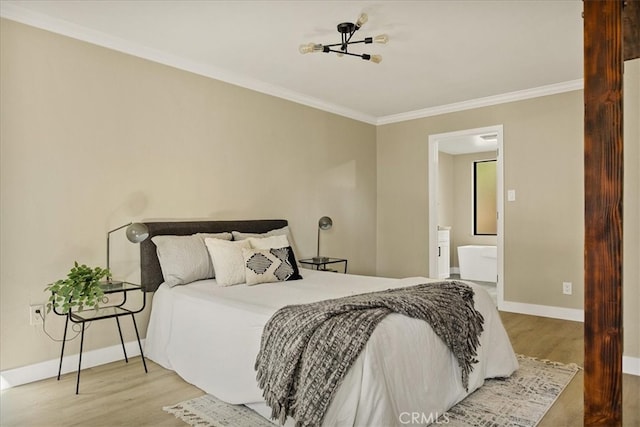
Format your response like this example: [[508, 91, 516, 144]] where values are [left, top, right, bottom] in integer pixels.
[[145, 269, 518, 426]]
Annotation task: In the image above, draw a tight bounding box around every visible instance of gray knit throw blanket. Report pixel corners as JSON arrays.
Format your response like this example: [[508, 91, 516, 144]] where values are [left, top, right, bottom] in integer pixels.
[[255, 281, 484, 427]]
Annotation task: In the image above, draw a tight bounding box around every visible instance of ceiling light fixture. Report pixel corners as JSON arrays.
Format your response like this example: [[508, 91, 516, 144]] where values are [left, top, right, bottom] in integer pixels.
[[479, 134, 498, 143], [299, 13, 388, 63]]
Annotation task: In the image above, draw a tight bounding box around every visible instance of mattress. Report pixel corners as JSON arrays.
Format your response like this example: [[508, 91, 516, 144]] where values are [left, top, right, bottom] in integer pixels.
[[145, 269, 518, 426]]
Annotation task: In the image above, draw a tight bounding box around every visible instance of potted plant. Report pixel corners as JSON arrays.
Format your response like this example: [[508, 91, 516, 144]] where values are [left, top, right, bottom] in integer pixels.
[[45, 262, 110, 314]]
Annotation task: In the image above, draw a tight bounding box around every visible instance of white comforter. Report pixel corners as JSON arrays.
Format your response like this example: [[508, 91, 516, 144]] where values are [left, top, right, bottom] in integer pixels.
[[145, 270, 518, 426]]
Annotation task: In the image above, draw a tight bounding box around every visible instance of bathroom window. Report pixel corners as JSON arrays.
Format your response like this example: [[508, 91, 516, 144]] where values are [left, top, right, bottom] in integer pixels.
[[474, 159, 497, 235]]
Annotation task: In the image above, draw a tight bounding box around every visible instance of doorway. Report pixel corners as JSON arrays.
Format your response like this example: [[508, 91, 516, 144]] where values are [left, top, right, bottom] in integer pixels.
[[428, 125, 504, 308]]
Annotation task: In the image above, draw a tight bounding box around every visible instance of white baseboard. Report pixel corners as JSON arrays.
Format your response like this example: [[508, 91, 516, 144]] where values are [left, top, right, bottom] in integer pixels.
[[0, 339, 144, 390], [450, 267, 460, 275], [499, 300, 639, 376], [499, 300, 585, 322]]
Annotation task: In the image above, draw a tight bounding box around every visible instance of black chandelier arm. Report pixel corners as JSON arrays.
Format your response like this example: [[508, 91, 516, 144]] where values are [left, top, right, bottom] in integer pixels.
[[344, 28, 358, 45], [342, 31, 349, 51], [322, 38, 372, 49], [323, 48, 371, 60]]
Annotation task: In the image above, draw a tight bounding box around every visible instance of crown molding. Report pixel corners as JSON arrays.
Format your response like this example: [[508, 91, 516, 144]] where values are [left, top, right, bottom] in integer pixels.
[[1, 3, 581, 127], [376, 79, 584, 125], [0, 4, 378, 125]]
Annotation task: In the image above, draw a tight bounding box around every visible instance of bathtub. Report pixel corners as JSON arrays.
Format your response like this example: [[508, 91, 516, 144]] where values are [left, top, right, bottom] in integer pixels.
[[457, 245, 497, 282]]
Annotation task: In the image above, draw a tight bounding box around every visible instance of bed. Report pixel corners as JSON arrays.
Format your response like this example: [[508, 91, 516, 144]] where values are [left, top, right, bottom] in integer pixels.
[[142, 219, 518, 426]]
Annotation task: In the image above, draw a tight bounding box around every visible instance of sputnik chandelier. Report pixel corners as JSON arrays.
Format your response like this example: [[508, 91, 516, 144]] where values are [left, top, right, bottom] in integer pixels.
[[299, 13, 389, 63]]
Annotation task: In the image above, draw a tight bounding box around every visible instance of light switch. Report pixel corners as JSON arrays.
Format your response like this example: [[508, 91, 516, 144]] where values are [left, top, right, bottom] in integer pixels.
[[507, 190, 516, 201]]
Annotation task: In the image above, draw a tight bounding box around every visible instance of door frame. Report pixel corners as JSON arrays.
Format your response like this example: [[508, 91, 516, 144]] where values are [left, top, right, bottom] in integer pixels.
[[428, 125, 504, 308]]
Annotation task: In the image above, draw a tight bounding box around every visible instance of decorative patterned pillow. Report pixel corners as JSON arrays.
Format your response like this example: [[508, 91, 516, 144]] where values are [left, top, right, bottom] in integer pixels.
[[205, 238, 251, 286], [152, 232, 232, 287], [243, 246, 302, 286]]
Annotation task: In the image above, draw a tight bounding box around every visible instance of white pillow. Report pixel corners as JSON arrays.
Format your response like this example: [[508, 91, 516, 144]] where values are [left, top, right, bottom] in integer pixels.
[[204, 238, 251, 286], [152, 233, 232, 287], [232, 226, 291, 241], [248, 234, 289, 250]]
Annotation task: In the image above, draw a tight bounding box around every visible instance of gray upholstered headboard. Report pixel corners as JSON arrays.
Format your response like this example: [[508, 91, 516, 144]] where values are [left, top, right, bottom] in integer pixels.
[[140, 219, 288, 292]]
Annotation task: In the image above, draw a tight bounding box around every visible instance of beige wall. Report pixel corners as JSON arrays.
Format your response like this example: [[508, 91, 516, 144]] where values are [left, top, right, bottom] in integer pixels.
[[437, 152, 454, 232], [377, 62, 640, 358], [377, 91, 584, 290], [2, 18, 638, 372], [0, 20, 377, 371], [623, 58, 640, 362]]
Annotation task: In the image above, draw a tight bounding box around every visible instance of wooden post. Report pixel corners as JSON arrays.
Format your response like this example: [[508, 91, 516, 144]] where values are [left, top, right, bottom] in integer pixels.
[[583, 1, 624, 425]]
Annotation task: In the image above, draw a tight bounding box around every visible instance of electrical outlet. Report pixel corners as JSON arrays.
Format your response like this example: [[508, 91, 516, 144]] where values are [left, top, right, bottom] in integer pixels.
[[562, 282, 572, 295], [29, 304, 44, 326]]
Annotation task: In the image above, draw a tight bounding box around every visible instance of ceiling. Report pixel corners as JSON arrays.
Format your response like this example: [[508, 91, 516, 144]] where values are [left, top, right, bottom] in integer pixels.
[[439, 133, 497, 155], [0, 1, 584, 125]]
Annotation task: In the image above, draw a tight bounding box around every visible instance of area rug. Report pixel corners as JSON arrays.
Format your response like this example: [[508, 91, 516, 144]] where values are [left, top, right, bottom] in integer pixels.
[[163, 354, 580, 427]]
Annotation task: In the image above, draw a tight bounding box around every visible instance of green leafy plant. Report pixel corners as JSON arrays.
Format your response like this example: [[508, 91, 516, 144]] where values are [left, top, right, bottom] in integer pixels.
[[45, 262, 110, 313]]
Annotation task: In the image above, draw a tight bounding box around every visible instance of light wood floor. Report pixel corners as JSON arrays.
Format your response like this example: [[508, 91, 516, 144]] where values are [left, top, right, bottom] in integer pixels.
[[1, 312, 638, 426], [499, 312, 639, 427]]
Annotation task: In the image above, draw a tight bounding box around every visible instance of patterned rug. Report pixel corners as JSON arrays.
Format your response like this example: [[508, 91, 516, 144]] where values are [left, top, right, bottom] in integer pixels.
[[163, 354, 580, 427]]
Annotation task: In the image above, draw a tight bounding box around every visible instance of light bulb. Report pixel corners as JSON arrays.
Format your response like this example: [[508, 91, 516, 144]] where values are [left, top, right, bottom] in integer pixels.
[[299, 43, 313, 54], [370, 55, 382, 64], [299, 43, 323, 54], [374, 34, 389, 44], [356, 13, 368, 28]]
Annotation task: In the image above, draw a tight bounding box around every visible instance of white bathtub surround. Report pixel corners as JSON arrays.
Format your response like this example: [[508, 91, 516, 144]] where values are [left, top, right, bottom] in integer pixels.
[[458, 245, 497, 283]]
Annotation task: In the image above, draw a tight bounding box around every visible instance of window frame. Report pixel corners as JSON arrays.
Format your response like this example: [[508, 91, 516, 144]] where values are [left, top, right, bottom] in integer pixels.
[[473, 158, 497, 236]]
